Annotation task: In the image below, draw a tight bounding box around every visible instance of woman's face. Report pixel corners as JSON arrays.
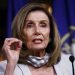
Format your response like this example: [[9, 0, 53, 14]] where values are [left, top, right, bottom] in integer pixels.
[[23, 11, 50, 52]]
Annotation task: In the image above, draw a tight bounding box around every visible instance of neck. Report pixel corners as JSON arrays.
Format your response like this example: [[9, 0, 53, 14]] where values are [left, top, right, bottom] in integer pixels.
[[28, 49, 46, 57]]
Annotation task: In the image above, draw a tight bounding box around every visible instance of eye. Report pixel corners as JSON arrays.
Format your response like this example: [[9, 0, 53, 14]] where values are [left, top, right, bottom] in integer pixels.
[[26, 21, 34, 28], [40, 23, 48, 27]]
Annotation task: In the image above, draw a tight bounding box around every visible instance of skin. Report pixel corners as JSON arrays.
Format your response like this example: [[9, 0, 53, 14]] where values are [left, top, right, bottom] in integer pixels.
[[24, 11, 50, 57], [2, 38, 22, 75], [23, 11, 55, 75], [2, 11, 55, 75]]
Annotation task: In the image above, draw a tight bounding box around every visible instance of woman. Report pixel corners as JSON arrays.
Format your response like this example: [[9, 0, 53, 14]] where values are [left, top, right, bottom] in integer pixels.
[[0, 3, 73, 75]]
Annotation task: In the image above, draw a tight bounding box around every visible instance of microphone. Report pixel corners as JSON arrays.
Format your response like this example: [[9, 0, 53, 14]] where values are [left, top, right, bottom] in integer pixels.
[[69, 55, 75, 75]]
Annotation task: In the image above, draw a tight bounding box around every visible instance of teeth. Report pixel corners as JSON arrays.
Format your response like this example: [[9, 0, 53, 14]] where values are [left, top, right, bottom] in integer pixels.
[[33, 39, 42, 43]]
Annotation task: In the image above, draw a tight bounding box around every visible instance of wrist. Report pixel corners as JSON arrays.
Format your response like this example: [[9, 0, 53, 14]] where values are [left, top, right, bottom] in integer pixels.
[[7, 60, 17, 66], [4, 62, 16, 75]]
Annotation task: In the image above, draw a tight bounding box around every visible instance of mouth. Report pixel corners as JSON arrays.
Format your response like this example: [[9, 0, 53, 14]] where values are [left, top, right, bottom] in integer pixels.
[[32, 39, 43, 44]]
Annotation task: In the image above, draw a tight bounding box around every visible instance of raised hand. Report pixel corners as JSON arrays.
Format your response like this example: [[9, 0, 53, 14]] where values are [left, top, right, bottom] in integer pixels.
[[2, 38, 22, 64]]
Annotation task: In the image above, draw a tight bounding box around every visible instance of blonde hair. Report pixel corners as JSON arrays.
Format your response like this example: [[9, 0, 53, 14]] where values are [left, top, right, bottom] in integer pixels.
[[12, 3, 61, 66]]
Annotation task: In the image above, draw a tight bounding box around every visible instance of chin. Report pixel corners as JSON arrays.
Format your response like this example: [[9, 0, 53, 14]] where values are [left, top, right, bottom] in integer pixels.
[[27, 44, 47, 51], [32, 46, 46, 50]]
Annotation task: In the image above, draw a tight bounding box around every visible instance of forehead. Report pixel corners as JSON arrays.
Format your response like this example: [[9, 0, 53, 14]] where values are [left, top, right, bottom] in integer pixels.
[[26, 10, 49, 21]]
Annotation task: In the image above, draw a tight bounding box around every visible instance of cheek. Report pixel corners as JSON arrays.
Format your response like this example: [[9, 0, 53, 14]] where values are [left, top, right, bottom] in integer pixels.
[[24, 33, 33, 48], [24, 29, 32, 41], [23, 29, 35, 47], [44, 31, 50, 44], [25, 34, 31, 43]]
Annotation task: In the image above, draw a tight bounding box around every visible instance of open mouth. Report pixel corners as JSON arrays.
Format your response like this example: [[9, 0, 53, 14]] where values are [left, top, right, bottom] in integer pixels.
[[32, 39, 43, 44]]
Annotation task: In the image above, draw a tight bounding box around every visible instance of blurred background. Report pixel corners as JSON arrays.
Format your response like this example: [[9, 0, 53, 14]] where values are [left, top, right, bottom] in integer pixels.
[[0, 0, 75, 61], [0, 0, 7, 49]]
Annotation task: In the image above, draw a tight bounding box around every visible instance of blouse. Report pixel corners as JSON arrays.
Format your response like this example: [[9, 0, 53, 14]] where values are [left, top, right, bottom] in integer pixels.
[[0, 53, 75, 75]]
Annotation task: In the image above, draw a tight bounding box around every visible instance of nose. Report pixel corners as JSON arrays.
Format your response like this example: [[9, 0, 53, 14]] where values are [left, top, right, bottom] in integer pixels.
[[34, 24, 40, 35]]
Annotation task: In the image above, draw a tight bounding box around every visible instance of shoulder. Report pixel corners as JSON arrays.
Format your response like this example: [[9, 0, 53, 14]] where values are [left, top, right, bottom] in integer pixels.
[[54, 52, 73, 75], [0, 60, 31, 75], [0, 60, 7, 71], [13, 64, 31, 75], [60, 52, 71, 63], [0, 60, 7, 75]]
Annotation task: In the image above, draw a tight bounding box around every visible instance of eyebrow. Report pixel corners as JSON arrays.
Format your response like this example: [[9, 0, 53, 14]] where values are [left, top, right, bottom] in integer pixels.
[[25, 20, 49, 22], [40, 20, 49, 22]]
